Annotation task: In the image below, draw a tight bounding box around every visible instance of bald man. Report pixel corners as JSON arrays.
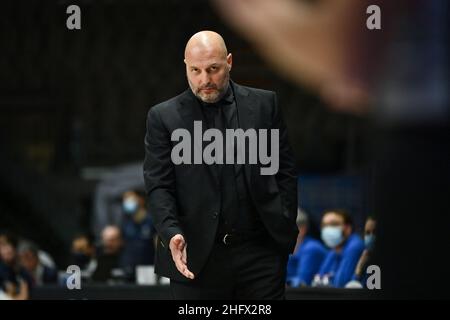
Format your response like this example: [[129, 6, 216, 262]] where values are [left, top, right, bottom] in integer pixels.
[[144, 31, 298, 299]]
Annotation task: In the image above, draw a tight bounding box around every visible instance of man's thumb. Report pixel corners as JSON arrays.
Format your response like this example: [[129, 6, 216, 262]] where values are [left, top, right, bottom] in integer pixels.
[[178, 238, 185, 250]]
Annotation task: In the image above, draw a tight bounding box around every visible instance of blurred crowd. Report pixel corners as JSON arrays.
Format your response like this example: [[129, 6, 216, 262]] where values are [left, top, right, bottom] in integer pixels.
[[1, 186, 375, 300], [286, 209, 376, 289], [0, 189, 157, 300]]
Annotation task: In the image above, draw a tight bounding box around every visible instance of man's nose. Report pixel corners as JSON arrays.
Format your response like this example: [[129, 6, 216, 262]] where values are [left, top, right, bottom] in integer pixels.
[[199, 71, 211, 86]]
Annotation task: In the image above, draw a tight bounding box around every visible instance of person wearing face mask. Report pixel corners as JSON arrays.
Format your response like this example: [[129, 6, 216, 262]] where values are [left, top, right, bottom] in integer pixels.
[[313, 209, 364, 288], [70, 233, 97, 281], [352, 216, 377, 285]]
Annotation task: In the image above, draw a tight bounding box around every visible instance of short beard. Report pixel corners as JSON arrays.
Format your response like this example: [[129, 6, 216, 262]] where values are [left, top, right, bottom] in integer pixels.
[[189, 74, 229, 104]]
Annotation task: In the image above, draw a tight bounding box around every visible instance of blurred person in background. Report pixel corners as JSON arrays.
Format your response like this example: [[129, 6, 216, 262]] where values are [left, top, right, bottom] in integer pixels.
[[70, 233, 97, 281], [351, 216, 376, 285], [17, 241, 57, 286], [213, 0, 450, 298], [92, 225, 128, 282], [0, 279, 28, 300], [0, 232, 32, 299], [34, 249, 55, 270], [5, 233, 56, 270], [286, 208, 328, 287], [314, 209, 364, 288], [120, 190, 155, 271]]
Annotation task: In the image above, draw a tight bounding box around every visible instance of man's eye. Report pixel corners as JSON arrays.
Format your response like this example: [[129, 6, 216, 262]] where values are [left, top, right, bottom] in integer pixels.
[[211, 66, 217, 70]]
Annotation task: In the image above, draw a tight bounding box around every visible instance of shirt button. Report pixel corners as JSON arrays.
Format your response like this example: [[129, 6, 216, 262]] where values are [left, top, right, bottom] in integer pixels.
[[212, 212, 219, 219]]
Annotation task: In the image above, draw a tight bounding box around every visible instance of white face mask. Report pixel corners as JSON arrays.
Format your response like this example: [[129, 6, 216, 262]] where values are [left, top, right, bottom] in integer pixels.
[[321, 226, 344, 248], [365, 234, 375, 250], [123, 198, 138, 214]]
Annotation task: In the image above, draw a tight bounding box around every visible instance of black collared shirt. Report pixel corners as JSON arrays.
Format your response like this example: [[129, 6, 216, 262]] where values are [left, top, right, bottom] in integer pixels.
[[197, 83, 263, 234], [199, 84, 236, 132]]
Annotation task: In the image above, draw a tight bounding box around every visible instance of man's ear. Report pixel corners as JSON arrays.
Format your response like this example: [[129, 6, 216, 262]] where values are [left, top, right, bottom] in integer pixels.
[[227, 53, 232, 71]]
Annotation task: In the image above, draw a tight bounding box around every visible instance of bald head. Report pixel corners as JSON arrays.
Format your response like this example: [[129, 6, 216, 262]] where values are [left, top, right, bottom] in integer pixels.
[[185, 31, 228, 60], [101, 225, 123, 255], [184, 31, 232, 103]]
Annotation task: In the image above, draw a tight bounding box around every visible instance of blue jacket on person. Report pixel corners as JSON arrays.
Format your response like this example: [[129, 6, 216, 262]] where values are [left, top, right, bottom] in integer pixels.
[[318, 233, 365, 288], [121, 215, 155, 267], [287, 236, 328, 287]]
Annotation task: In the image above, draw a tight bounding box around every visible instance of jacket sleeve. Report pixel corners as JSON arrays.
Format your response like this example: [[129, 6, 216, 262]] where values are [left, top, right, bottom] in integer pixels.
[[271, 92, 298, 224], [296, 243, 328, 286], [143, 106, 183, 248], [333, 237, 365, 287]]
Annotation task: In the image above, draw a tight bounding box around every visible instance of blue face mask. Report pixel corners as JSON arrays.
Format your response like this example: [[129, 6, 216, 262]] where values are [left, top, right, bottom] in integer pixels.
[[364, 234, 375, 250], [321, 226, 343, 248], [123, 198, 138, 214]]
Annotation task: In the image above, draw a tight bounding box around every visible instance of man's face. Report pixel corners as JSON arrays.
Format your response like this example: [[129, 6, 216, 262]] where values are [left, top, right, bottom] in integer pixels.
[[122, 191, 143, 212], [72, 237, 93, 256], [20, 250, 39, 272], [102, 229, 122, 255], [321, 212, 352, 241], [0, 243, 16, 265], [185, 49, 232, 103], [365, 219, 376, 236], [298, 224, 308, 240]]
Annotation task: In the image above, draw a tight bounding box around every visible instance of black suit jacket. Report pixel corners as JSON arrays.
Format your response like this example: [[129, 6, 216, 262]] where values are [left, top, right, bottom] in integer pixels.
[[144, 81, 298, 281]]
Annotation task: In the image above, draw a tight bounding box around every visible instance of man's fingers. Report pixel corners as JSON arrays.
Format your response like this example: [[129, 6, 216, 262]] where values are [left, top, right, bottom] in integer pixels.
[[182, 265, 195, 280], [185, 270, 195, 280], [181, 244, 187, 264], [169, 235, 194, 279], [174, 256, 195, 279]]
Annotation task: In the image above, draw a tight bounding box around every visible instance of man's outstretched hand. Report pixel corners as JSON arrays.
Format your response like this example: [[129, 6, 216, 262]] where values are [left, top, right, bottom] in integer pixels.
[[169, 234, 195, 279]]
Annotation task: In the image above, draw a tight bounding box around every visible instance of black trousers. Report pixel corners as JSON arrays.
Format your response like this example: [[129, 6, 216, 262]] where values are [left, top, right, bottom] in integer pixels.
[[170, 236, 288, 300]]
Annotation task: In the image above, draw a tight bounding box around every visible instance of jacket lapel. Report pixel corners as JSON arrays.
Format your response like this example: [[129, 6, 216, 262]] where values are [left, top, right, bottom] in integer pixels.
[[231, 81, 255, 188]]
